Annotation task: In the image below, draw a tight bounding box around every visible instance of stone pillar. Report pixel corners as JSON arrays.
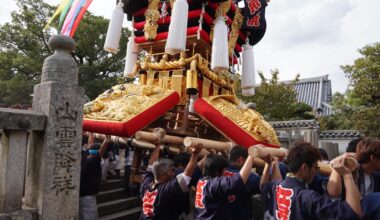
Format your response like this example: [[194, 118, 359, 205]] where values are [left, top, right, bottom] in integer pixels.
[[321, 142, 339, 160], [0, 130, 28, 212], [304, 130, 318, 147], [24, 35, 85, 220]]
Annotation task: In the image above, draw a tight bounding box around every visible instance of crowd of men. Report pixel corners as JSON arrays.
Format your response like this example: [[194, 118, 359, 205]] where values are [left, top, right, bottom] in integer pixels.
[[80, 135, 380, 220]]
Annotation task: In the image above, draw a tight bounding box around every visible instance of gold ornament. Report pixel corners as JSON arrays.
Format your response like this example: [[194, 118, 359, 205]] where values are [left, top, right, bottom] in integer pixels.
[[228, 8, 243, 57], [216, 0, 232, 18], [140, 53, 232, 91], [205, 95, 280, 146], [144, 0, 160, 40], [84, 84, 176, 122]]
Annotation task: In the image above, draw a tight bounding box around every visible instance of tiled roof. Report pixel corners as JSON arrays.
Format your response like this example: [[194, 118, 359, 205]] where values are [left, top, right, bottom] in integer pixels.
[[270, 120, 319, 129], [282, 75, 334, 116], [319, 130, 362, 138]]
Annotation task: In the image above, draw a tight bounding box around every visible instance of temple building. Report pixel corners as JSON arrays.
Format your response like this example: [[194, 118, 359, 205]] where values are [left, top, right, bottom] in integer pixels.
[[270, 75, 360, 158], [283, 75, 334, 116]]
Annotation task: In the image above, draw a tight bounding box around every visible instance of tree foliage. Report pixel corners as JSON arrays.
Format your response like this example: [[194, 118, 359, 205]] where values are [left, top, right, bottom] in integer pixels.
[[341, 43, 380, 105], [0, 0, 53, 105], [74, 14, 129, 99], [0, 0, 129, 106], [318, 92, 353, 130], [236, 69, 314, 121], [340, 42, 380, 137]]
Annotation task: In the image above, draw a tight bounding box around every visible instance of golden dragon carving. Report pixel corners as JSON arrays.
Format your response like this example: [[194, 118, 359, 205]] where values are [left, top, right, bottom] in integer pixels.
[[84, 84, 176, 122], [205, 95, 280, 146]]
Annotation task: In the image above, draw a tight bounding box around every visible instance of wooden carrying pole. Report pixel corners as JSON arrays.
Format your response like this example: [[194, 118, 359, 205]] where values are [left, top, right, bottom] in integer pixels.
[[248, 145, 288, 159], [89, 133, 129, 145], [246, 145, 359, 176], [317, 158, 357, 176], [251, 158, 333, 176], [183, 137, 235, 152], [318, 162, 332, 176], [131, 139, 181, 154], [187, 148, 210, 158], [89, 133, 358, 177], [249, 145, 325, 174], [136, 128, 167, 143], [135, 130, 184, 145], [136, 131, 230, 157], [86, 132, 181, 153]]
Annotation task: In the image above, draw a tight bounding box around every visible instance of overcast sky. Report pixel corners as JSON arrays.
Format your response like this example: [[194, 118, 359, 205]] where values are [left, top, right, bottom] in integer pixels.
[[1, 0, 380, 93]]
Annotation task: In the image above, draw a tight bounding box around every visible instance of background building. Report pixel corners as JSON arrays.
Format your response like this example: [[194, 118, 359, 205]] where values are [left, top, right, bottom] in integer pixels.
[[283, 75, 334, 116], [271, 119, 361, 159]]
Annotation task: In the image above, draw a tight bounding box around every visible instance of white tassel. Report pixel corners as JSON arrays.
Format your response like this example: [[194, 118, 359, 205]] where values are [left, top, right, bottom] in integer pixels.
[[197, 4, 205, 40], [165, 0, 189, 55], [211, 17, 229, 72], [123, 32, 138, 77], [104, 2, 124, 53], [160, 1, 169, 21], [241, 44, 255, 96]]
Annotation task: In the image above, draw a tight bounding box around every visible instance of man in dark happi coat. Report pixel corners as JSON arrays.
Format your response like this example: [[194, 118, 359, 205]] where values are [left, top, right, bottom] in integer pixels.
[[140, 143, 202, 220], [261, 141, 362, 220], [223, 146, 260, 220], [194, 146, 257, 220]]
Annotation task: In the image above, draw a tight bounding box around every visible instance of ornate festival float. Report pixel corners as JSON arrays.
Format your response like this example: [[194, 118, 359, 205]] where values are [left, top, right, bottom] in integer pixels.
[[82, 0, 280, 155], [51, 0, 285, 178]]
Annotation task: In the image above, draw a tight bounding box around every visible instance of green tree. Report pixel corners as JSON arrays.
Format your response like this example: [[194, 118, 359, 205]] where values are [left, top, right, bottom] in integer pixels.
[[340, 42, 380, 137], [73, 14, 129, 99], [236, 69, 313, 120], [0, 0, 129, 106], [318, 92, 353, 130], [292, 102, 314, 120], [0, 0, 53, 105]]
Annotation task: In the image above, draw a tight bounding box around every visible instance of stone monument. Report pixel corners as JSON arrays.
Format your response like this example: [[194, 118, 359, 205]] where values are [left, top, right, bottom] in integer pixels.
[[23, 35, 85, 220]]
